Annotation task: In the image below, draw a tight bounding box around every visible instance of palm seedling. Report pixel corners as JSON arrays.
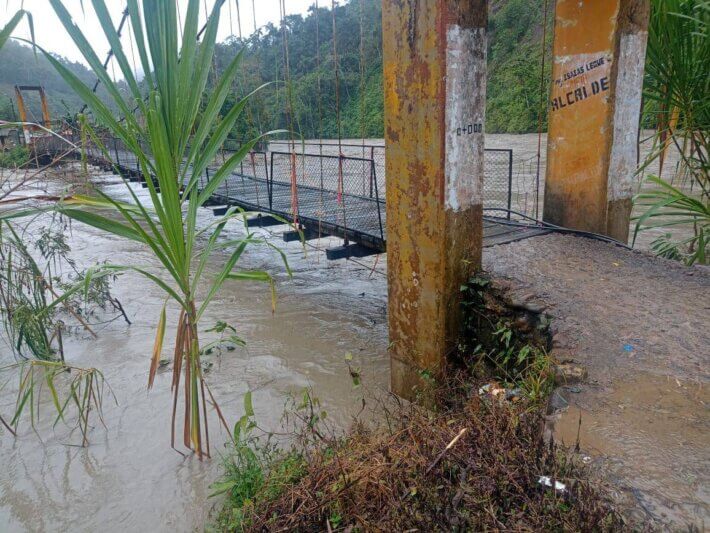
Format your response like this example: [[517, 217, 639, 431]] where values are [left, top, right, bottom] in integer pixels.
[[16, 0, 287, 457], [634, 0, 709, 264], [0, 9, 32, 51]]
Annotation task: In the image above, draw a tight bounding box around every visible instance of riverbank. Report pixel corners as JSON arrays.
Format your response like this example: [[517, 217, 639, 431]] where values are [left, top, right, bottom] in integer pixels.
[[210, 275, 627, 531], [1, 153, 705, 531], [211, 231, 709, 530], [485, 233, 710, 526]]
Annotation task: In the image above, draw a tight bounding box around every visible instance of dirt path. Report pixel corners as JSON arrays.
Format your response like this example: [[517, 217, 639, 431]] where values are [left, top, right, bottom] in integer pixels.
[[483, 234, 710, 527]]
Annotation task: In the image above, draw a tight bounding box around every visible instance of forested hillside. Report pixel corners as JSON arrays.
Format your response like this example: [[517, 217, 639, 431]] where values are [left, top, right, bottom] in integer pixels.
[[217, 0, 552, 138], [0, 39, 122, 122], [0, 0, 552, 135]]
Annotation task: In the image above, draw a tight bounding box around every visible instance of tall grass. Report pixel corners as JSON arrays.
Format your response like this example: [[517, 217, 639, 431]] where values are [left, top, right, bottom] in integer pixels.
[[0, 221, 56, 360], [6, 0, 286, 457], [634, 0, 709, 264]]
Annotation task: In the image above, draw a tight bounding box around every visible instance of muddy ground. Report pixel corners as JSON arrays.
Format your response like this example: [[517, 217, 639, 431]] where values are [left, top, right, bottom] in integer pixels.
[[484, 233, 710, 526]]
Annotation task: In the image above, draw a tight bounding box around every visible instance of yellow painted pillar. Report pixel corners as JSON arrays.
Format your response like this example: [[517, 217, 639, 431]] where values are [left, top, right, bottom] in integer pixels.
[[382, 0, 487, 399], [543, 0, 650, 242]]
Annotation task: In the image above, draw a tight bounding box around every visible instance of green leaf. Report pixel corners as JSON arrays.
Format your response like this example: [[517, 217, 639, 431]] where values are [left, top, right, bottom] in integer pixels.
[[0, 11, 26, 50], [243, 391, 254, 418], [60, 208, 145, 243]]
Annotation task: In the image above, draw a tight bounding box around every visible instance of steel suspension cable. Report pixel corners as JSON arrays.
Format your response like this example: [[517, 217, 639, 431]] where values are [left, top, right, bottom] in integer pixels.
[[127, 16, 139, 81], [534, 0, 550, 220], [315, 0, 326, 248], [227, 0, 261, 204], [359, 0, 367, 195], [234, 0, 242, 40], [330, 0, 348, 239], [176, 1, 183, 41], [80, 7, 129, 115], [279, 0, 300, 225], [227, 0, 233, 36]]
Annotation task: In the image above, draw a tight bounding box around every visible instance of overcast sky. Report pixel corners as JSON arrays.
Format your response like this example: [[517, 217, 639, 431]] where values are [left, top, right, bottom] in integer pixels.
[[3, 0, 315, 71]]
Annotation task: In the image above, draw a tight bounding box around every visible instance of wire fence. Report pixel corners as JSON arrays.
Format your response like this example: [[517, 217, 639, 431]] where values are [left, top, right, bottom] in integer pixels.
[[27, 130, 527, 250]]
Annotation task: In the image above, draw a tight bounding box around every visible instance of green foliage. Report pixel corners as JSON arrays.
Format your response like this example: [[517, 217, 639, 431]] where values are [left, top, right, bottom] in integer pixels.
[[642, 0, 709, 142], [213, 0, 553, 139], [634, 175, 709, 265], [211, 393, 307, 532], [1, 0, 554, 135], [5, 0, 290, 456], [0, 218, 124, 361], [0, 9, 33, 52], [636, 0, 709, 264], [0, 40, 125, 122], [0, 221, 57, 360], [459, 276, 554, 403], [0, 360, 113, 446], [0, 145, 29, 168], [486, 0, 554, 133]]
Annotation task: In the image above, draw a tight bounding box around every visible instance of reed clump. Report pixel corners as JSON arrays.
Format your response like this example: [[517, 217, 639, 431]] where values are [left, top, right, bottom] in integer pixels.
[[217, 381, 623, 532]]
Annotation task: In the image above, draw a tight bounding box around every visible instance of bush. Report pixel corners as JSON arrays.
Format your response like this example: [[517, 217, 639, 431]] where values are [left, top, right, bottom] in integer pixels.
[[0, 145, 29, 168], [232, 397, 623, 532]]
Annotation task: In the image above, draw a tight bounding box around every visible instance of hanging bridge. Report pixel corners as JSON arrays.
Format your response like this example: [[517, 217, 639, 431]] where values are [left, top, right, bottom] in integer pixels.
[[9, 0, 550, 260], [30, 132, 546, 259]]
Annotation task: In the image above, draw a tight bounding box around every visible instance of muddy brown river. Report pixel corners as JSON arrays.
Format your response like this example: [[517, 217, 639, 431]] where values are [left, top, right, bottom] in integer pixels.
[[0, 176, 390, 531], [0, 133, 704, 531]]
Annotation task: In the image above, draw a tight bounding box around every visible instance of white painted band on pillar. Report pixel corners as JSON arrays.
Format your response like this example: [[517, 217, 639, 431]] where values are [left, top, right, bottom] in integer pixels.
[[444, 25, 486, 212], [608, 31, 648, 202]]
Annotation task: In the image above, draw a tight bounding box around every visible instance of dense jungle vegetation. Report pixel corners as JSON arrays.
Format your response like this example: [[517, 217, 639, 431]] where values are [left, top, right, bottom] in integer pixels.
[[0, 0, 553, 136]]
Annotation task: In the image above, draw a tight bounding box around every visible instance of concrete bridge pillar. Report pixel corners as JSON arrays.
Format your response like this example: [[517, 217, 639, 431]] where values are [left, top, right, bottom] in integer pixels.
[[382, 0, 487, 399], [543, 0, 650, 243]]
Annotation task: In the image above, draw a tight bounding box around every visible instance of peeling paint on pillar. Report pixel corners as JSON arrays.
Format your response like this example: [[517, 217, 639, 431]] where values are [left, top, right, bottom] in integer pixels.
[[445, 25, 486, 211], [607, 1, 650, 241], [543, 0, 649, 243], [383, 0, 487, 399]]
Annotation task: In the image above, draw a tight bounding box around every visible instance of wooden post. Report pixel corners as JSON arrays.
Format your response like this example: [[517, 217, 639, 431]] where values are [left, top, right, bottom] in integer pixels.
[[382, 0, 487, 399], [543, 0, 650, 243]]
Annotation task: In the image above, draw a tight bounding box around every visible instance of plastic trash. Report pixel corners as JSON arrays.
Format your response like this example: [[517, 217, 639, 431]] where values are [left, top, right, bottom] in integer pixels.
[[478, 383, 506, 398], [538, 476, 567, 493]]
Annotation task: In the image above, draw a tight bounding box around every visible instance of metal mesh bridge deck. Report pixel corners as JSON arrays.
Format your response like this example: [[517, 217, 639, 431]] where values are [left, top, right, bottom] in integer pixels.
[[31, 135, 542, 253]]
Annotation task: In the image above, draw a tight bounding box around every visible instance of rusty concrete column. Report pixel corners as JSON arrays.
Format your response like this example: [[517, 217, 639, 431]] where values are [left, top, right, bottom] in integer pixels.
[[543, 0, 650, 242], [382, 0, 487, 399]]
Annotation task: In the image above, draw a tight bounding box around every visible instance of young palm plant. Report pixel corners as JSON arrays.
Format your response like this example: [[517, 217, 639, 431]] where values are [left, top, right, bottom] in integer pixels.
[[0, 9, 33, 50], [634, 0, 709, 264], [21, 0, 285, 457]]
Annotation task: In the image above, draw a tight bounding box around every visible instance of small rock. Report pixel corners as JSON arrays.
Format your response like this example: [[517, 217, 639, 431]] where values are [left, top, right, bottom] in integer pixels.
[[549, 348, 576, 363], [514, 315, 533, 333], [548, 389, 569, 411], [551, 333, 573, 350], [489, 278, 513, 292], [509, 293, 547, 314], [524, 301, 547, 314], [553, 363, 588, 385]]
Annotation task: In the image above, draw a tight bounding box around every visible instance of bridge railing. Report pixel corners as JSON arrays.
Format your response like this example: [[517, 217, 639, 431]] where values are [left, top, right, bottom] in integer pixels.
[[268, 151, 384, 242], [28, 132, 514, 249]]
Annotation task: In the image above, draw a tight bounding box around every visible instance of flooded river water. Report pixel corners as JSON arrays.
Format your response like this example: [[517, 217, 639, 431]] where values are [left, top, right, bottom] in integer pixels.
[[0, 175, 390, 531], [0, 132, 704, 531]]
